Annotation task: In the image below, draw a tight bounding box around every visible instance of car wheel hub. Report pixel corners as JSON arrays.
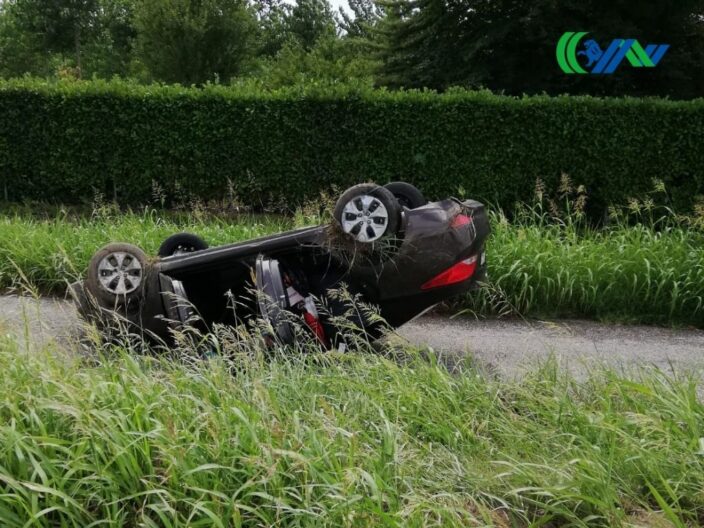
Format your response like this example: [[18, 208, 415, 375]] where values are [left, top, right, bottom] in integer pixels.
[[97, 251, 143, 295], [341, 195, 389, 242]]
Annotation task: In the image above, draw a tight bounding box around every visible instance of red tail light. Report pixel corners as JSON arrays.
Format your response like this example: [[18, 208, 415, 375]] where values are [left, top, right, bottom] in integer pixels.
[[451, 214, 472, 229], [421, 256, 478, 290]]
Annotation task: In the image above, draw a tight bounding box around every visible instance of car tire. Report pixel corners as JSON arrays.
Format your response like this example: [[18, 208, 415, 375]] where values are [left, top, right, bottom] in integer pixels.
[[158, 232, 208, 257], [85, 243, 148, 308], [384, 181, 427, 209], [333, 183, 401, 243]]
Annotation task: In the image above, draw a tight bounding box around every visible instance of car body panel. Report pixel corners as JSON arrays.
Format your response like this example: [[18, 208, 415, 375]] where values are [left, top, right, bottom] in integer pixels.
[[159, 225, 325, 279]]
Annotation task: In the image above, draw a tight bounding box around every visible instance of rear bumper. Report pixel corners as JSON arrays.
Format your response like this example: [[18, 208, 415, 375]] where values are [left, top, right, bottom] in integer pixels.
[[379, 272, 484, 327], [374, 199, 490, 327]]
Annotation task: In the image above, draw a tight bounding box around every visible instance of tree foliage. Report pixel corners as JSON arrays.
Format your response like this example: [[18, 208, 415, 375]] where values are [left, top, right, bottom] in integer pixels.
[[256, 0, 337, 56], [0, 0, 703, 96], [0, 1, 50, 77], [251, 35, 377, 88], [4, 0, 101, 76], [85, 0, 137, 78], [338, 0, 383, 39], [133, 0, 256, 85], [374, 0, 704, 98], [0, 0, 136, 78], [255, 0, 291, 57], [285, 0, 336, 51]]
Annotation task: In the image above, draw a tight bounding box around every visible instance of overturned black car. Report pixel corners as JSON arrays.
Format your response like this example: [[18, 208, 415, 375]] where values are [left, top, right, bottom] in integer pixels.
[[74, 182, 490, 348]]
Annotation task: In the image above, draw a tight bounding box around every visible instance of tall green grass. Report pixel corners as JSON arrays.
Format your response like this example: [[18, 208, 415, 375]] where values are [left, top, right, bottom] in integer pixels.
[[0, 331, 702, 526], [0, 209, 290, 293], [461, 209, 704, 326]]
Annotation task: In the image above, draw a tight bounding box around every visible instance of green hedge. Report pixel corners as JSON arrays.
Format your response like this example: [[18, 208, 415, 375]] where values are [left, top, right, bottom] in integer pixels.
[[1, 78, 703, 211]]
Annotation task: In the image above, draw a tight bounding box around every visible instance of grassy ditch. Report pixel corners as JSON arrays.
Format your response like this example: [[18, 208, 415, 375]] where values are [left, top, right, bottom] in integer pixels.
[[0, 194, 703, 326], [460, 208, 704, 326], [0, 331, 702, 526]]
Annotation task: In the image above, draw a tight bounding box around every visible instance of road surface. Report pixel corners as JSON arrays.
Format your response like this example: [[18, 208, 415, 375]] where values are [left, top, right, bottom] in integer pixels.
[[1, 295, 703, 378]]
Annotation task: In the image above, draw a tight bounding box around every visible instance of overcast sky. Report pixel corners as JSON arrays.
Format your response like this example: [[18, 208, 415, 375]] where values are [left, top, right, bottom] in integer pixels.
[[330, 0, 349, 13]]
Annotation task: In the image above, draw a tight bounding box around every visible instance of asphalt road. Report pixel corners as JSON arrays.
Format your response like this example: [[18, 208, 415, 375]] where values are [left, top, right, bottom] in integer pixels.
[[2, 295, 703, 378]]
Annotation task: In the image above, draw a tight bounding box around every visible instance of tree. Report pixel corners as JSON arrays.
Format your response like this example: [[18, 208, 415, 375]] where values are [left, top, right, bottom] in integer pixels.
[[0, 0, 137, 79], [133, 0, 256, 84], [85, 0, 137, 77], [249, 0, 376, 88], [285, 0, 336, 51], [375, 0, 473, 90], [253, 0, 337, 59], [0, 1, 50, 77], [254, 0, 290, 56], [339, 0, 383, 39], [251, 34, 377, 88], [374, 0, 704, 98], [7, 0, 102, 77], [459, 0, 704, 98]]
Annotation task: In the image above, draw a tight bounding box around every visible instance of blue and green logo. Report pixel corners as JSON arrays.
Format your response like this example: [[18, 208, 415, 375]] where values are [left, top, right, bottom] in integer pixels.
[[557, 32, 669, 74]]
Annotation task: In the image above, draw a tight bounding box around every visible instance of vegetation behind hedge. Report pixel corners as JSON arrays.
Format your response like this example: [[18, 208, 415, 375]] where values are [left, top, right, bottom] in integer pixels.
[[1, 79, 703, 212]]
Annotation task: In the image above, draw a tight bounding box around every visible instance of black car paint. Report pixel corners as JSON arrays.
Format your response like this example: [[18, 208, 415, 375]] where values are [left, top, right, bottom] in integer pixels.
[[89, 198, 490, 343]]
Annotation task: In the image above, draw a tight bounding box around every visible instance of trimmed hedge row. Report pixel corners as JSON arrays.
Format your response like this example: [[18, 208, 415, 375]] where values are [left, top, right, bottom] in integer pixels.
[[1, 79, 703, 212]]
